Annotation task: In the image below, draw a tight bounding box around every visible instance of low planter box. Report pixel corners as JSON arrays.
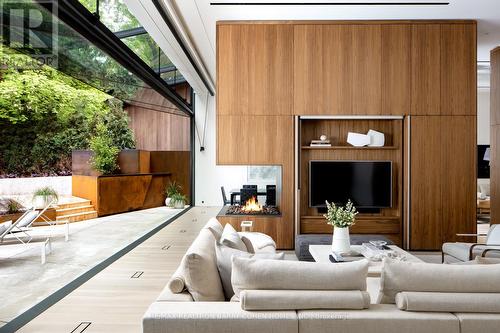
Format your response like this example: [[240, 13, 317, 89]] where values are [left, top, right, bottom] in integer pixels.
[[72, 173, 171, 217], [72, 149, 150, 176]]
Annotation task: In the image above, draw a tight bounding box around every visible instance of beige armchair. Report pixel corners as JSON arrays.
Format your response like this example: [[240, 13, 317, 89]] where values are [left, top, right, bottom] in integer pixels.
[[442, 224, 500, 263]]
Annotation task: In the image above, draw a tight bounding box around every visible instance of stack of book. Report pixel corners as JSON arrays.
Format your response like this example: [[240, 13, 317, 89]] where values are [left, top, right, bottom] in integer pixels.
[[310, 139, 332, 147]]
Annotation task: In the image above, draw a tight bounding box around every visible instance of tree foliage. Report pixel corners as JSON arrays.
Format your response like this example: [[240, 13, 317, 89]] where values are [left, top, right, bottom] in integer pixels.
[[0, 48, 135, 177]]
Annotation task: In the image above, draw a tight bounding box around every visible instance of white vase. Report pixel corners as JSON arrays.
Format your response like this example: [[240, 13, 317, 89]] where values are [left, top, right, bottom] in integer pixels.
[[165, 197, 172, 207], [332, 227, 351, 254]]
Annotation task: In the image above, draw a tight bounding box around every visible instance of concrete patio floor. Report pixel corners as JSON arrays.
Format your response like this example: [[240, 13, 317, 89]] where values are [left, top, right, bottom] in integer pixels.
[[0, 206, 186, 327]]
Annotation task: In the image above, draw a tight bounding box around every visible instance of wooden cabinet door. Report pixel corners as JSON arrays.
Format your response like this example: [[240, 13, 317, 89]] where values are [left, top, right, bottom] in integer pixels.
[[351, 25, 382, 115], [441, 24, 476, 116], [441, 116, 476, 242], [410, 116, 476, 250], [410, 25, 441, 115], [294, 25, 353, 115], [217, 115, 293, 165], [217, 24, 293, 116], [410, 116, 443, 250], [217, 115, 248, 165], [381, 25, 410, 115]]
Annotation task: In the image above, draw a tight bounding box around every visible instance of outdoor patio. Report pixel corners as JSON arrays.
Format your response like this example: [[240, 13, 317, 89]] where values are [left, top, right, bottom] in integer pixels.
[[0, 206, 186, 327]]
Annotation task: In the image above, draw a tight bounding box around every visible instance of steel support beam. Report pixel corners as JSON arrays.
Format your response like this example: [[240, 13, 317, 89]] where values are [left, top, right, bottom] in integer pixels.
[[36, 0, 193, 116]]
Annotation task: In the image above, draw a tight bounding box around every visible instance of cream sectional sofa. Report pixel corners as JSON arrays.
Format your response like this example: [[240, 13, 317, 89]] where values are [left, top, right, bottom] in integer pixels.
[[143, 219, 500, 333]]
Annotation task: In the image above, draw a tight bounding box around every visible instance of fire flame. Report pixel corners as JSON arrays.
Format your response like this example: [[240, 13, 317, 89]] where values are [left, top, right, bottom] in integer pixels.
[[242, 196, 262, 212]]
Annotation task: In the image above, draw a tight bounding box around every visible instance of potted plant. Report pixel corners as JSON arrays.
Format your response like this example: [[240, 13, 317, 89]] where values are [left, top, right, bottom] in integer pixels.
[[32, 187, 59, 209], [164, 181, 182, 206], [170, 193, 187, 209], [324, 199, 358, 254]]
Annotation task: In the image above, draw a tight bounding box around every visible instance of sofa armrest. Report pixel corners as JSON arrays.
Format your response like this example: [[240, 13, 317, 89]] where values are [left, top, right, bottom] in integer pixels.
[[482, 248, 500, 257], [143, 301, 298, 333]]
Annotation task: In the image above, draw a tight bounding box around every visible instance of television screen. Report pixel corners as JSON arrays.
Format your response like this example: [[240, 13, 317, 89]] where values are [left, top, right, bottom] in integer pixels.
[[309, 161, 392, 208], [478, 145, 490, 179]]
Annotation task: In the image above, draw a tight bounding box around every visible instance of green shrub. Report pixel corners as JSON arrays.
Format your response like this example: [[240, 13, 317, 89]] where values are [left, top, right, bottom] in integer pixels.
[[170, 193, 187, 207], [0, 198, 25, 214], [89, 123, 120, 175]]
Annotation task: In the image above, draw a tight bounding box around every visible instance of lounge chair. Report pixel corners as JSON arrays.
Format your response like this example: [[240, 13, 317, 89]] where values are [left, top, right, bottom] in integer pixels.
[[442, 224, 500, 263], [0, 199, 59, 244]]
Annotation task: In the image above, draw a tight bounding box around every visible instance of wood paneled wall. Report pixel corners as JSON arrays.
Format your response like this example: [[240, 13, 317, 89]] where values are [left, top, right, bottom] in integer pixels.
[[216, 20, 477, 250], [127, 107, 190, 151], [491, 47, 500, 225]]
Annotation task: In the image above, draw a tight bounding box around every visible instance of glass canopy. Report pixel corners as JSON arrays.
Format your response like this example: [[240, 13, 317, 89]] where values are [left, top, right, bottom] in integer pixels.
[[0, 0, 190, 114], [78, 0, 186, 89]]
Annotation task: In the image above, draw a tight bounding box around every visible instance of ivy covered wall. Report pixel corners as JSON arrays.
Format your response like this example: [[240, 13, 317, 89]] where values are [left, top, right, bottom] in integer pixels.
[[0, 49, 135, 177]]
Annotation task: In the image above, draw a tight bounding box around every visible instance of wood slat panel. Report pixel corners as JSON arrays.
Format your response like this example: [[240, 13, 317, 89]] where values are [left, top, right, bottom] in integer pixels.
[[441, 116, 477, 242], [410, 116, 442, 250], [410, 24, 441, 115], [217, 24, 293, 116], [294, 24, 353, 115], [381, 25, 410, 115], [441, 23, 477, 116], [491, 125, 500, 224], [127, 108, 190, 151], [351, 24, 382, 115]]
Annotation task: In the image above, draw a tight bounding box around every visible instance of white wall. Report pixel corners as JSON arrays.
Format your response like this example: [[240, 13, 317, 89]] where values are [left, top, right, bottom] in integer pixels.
[[194, 94, 248, 206], [0, 176, 72, 196], [478, 88, 490, 145]]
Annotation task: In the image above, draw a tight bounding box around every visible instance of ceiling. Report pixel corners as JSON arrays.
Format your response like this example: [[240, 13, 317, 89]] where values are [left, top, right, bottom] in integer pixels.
[[168, 0, 500, 85]]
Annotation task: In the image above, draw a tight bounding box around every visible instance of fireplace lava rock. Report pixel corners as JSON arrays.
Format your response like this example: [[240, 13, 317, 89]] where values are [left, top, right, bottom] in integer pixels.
[[225, 205, 280, 216]]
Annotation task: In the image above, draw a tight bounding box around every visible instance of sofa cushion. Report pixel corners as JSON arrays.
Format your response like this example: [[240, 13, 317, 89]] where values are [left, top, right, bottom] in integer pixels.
[[220, 223, 247, 251], [240, 290, 370, 311], [379, 258, 500, 304], [297, 304, 459, 333], [395, 292, 500, 313], [204, 217, 224, 241], [166, 265, 186, 293], [215, 243, 284, 299], [178, 228, 225, 301], [453, 313, 500, 333], [231, 257, 368, 299], [143, 301, 298, 333], [238, 232, 276, 253]]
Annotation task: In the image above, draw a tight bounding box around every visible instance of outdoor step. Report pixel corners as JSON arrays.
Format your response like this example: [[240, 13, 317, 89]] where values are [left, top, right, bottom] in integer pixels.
[[56, 199, 92, 209], [56, 211, 98, 223], [56, 205, 95, 216]]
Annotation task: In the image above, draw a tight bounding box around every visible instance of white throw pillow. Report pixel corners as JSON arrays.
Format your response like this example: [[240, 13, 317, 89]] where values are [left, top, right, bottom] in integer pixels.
[[215, 242, 284, 299], [231, 257, 369, 300], [379, 258, 500, 304], [220, 223, 247, 251], [238, 232, 276, 253], [177, 228, 225, 301], [203, 217, 224, 241]]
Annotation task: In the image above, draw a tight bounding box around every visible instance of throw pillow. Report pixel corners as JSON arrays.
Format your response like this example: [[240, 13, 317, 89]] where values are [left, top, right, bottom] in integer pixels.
[[220, 223, 247, 251], [203, 217, 224, 241], [178, 228, 225, 301], [215, 242, 284, 299]]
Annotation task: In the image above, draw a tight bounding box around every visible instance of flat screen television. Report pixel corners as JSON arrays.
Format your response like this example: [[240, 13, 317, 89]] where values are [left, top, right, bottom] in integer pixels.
[[309, 161, 392, 209]]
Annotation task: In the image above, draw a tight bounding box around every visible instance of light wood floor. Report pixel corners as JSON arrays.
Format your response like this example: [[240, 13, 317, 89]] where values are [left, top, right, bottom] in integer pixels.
[[18, 207, 220, 333], [16, 208, 491, 332]]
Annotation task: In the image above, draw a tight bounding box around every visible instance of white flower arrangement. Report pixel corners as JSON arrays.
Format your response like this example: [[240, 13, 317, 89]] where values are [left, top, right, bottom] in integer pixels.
[[323, 200, 358, 228]]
